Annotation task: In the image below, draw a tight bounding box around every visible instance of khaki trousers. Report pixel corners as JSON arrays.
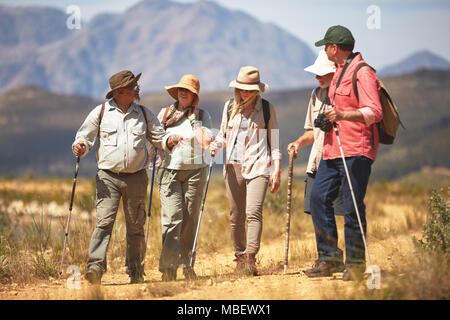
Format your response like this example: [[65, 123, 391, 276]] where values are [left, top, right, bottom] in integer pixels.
[[225, 164, 269, 256], [86, 169, 148, 275], [156, 167, 207, 271]]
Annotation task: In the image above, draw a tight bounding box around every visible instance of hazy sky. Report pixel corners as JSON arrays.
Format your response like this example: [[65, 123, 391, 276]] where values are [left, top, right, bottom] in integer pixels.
[[1, 0, 449, 69]]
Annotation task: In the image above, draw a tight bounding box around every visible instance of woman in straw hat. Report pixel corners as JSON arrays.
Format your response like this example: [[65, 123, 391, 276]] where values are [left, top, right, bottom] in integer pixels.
[[155, 74, 213, 281], [210, 66, 282, 276]]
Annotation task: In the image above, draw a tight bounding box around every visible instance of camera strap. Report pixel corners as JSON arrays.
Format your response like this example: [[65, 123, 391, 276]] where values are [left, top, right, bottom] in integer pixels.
[[332, 52, 356, 101], [318, 88, 330, 113]]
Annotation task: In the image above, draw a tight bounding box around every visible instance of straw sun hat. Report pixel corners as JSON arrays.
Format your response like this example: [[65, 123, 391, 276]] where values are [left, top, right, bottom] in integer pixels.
[[304, 49, 336, 76], [165, 74, 200, 106], [229, 66, 268, 92]]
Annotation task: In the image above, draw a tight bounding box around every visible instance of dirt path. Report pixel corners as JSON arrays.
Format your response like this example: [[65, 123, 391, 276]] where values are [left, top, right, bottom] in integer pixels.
[[0, 232, 417, 300]]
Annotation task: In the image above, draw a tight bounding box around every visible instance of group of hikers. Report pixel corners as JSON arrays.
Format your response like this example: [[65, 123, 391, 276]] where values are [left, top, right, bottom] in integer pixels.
[[72, 25, 384, 285]]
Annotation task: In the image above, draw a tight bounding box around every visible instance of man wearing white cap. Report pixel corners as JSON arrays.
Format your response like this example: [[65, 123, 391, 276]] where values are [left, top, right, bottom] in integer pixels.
[[287, 50, 344, 218]]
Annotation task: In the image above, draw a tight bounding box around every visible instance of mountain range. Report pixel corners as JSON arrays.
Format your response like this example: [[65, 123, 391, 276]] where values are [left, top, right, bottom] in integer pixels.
[[1, 69, 449, 181], [1, 0, 450, 100], [378, 50, 450, 77], [0, 0, 317, 99]]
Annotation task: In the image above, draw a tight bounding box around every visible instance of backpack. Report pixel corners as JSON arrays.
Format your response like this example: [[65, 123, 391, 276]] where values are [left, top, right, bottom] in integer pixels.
[[352, 63, 404, 145], [226, 98, 271, 151]]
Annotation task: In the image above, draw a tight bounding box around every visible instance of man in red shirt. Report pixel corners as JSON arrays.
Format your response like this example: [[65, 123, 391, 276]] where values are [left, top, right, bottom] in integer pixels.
[[304, 25, 383, 281]]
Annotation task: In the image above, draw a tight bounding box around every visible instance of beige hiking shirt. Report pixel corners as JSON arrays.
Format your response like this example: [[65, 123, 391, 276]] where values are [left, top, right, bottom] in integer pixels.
[[216, 96, 281, 179], [304, 87, 330, 174], [73, 99, 169, 173]]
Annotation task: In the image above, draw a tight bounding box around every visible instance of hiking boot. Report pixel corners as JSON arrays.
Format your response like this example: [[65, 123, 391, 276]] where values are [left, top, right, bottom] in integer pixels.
[[183, 266, 197, 280], [161, 267, 177, 282], [342, 264, 365, 281], [130, 273, 145, 284], [85, 268, 102, 285], [233, 254, 246, 273], [129, 270, 145, 284], [244, 253, 258, 276], [304, 260, 344, 278], [126, 263, 146, 284]]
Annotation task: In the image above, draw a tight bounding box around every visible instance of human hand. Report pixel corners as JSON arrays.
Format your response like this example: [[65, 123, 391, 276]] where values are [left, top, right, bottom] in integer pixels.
[[286, 141, 300, 158], [209, 141, 223, 152], [268, 171, 281, 193], [324, 107, 343, 123], [168, 134, 184, 149], [72, 141, 85, 158]]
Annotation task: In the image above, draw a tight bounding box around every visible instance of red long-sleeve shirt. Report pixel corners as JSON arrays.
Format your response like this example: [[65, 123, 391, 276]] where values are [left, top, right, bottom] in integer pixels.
[[325, 53, 383, 161]]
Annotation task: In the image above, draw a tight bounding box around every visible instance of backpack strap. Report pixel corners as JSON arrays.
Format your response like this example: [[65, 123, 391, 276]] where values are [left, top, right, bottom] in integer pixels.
[[161, 106, 171, 129], [352, 62, 376, 102], [193, 108, 204, 122], [262, 99, 270, 128], [226, 98, 235, 124], [220, 98, 233, 141], [97, 103, 105, 138], [261, 98, 271, 152], [138, 105, 149, 136], [99, 103, 105, 124], [312, 86, 320, 106], [352, 62, 377, 149], [96, 103, 106, 152]]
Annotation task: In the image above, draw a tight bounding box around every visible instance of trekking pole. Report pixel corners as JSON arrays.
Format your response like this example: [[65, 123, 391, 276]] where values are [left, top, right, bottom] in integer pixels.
[[283, 149, 296, 274], [142, 147, 157, 268], [332, 123, 373, 268], [190, 150, 215, 268], [59, 154, 82, 277]]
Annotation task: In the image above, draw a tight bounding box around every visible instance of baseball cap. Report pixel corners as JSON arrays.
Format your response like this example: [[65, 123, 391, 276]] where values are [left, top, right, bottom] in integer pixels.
[[315, 25, 355, 47]]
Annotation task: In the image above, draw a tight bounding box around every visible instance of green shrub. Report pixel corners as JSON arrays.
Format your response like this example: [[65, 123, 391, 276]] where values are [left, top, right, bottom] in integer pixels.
[[24, 214, 52, 253], [414, 189, 449, 254], [32, 251, 59, 279]]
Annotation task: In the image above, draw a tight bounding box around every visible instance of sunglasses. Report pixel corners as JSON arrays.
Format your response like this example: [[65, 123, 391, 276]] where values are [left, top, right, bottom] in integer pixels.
[[237, 88, 257, 93], [124, 83, 139, 90], [178, 87, 193, 93]]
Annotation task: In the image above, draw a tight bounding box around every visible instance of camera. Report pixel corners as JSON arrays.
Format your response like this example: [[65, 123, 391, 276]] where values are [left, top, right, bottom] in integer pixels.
[[314, 113, 332, 132]]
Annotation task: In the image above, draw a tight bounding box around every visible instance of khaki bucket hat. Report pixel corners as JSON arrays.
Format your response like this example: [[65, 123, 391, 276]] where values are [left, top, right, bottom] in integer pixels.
[[105, 70, 141, 99], [304, 50, 336, 76], [229, 66, 268, 92], [165, 74, 200, 106]]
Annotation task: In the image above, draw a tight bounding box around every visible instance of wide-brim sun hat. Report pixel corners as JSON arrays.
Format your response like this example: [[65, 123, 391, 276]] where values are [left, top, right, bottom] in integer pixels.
[[229, 66, 268, 92], [165, 74, 200, 106], [105, 70, 141, 99], [304, 49, 336, 76]]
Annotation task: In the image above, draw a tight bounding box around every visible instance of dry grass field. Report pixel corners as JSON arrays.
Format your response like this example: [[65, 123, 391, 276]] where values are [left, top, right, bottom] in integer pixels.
[[0, 166, 448, 301]]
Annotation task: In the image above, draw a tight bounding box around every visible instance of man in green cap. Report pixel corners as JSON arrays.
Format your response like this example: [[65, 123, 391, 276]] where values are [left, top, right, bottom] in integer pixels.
[[305, 26, 383, 281], [72, 70, 183, 284]]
